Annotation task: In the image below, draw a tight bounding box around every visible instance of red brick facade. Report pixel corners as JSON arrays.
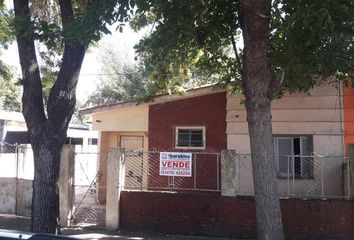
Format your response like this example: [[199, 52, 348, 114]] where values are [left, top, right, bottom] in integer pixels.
[[120, 191, 354, 239], [147, 91, 227, 190], [148, 91, 227, 152]]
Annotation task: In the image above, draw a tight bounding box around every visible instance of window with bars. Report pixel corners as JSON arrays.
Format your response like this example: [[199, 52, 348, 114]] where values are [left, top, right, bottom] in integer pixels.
[[175, 126, 206, 149], [273, 136, 313, 179]]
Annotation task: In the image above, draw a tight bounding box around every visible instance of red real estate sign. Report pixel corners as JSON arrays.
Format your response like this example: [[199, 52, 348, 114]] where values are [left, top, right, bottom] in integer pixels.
[[159, 152, 192, 177]]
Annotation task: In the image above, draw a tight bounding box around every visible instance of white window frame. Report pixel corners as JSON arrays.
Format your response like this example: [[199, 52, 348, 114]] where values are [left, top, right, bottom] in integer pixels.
[[175, 126, 206, 150], [274, 136, 311, 178]]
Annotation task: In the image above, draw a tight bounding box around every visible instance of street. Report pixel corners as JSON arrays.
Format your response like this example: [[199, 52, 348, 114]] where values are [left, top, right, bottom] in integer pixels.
[[0, 214, 238, 240]]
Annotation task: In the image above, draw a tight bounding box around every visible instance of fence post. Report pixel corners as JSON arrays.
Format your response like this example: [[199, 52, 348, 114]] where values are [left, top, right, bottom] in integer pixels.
[[59, 145, 75, 227], [347, 144, 354, 199], [221, 150, 237, 196], [106, 148, 124, 230]]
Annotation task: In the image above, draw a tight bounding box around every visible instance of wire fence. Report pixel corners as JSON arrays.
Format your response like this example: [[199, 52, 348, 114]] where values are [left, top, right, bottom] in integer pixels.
[[71, 151, 106, 227], [0, 143, 21, 153], [0, 144, 31, 179], [120, 150, 350, 198], [235, 154, 351, 198], [122, 150, 221, 192]]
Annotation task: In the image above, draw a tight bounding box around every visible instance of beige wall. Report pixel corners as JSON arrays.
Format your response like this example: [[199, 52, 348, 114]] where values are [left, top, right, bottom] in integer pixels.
[[227, 84, 345, 197], [227, 84, 344, 155], [91, 105, 149, 202], [91, 105, 148, 132], [97, 131, 148, 202]]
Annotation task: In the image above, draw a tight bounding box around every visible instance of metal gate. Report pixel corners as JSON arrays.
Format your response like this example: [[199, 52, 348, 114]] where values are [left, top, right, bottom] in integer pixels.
[[122, 150, 221, 192], [70, 151, 106, 227]]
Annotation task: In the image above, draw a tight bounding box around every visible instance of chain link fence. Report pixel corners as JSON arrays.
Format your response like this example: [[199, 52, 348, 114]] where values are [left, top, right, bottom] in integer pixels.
[[235, 154, 351, 198], [71, 151, 105, 227], [122, 150, 221, 192]]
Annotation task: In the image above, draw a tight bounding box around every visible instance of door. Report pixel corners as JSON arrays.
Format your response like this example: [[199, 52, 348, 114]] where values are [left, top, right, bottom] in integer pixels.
[[120, 136, 144, 189], [120, 136, 144, 150]]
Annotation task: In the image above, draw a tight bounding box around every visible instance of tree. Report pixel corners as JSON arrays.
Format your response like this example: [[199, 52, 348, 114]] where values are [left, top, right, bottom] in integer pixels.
[[12, 0, 131, 233], [85, 43, 149, 106], [0, 1, 20, 111], [131, 0, 353, 239], [0, 67, 21, 111]]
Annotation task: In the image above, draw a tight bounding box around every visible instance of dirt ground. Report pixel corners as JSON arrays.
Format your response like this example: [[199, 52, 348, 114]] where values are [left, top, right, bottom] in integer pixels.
[[0, 214, 239, 240]]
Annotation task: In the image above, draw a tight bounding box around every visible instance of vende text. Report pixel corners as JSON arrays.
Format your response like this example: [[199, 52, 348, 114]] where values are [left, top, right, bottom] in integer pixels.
[[161, 161, 190, 168]]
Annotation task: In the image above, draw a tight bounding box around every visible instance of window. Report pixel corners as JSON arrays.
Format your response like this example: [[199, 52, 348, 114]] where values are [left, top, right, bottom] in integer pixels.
[[88, 138, 98, 145], [175, 126, 206, 149], [273, 136, 313, 179]]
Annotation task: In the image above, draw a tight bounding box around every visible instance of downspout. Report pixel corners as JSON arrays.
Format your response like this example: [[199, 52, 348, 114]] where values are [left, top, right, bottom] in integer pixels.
[[338, 81, 345, 156], [15, 143, 19, 215]]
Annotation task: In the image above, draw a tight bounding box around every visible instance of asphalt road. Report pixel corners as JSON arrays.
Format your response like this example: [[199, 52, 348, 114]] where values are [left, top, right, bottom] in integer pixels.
[[0, 214, 239, 240]]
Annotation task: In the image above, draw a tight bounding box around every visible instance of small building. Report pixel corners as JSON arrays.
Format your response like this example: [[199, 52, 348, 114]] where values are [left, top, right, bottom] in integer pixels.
[[0, 110, 98, 151], [0, 111, 26, 143], [82, 84, 352, 200], [0, 110, 98, 216]]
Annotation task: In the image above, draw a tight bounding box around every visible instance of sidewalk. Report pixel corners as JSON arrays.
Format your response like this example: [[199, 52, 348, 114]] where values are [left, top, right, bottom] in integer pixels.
[[0, 214, 238, 240]]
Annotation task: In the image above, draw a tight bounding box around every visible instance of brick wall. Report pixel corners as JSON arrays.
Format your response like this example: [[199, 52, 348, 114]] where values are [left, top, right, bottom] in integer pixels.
[[148, 91, 227, 152], [120, 191, 354, 239], [147, 92, 227, 190]]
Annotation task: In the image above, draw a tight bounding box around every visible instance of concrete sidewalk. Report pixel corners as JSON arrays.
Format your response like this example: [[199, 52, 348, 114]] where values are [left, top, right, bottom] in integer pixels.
[[0, 214, 238, 240]]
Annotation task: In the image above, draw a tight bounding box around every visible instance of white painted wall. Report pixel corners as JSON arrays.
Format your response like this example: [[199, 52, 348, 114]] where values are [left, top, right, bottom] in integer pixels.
[[91, 105, 148, 132], [227, 84, 345, 197], [0, 145, 33, 214], [227, 84, 343, 155]]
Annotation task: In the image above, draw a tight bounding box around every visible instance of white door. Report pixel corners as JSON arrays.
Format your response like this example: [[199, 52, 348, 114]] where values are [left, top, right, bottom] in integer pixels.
[[120, 136, 144, 189]]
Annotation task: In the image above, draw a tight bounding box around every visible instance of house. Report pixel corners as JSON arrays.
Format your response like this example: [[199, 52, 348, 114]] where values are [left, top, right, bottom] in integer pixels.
[[81, 83, 353, 200], [0, 110, 98, 216], [0, 111, 26, 143], [0, 110, 98, 152]]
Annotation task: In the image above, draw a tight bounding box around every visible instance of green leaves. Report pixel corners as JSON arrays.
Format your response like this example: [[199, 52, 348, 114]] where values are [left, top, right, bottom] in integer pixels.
[[271, 0, 354, 93], [85, 43, 149, 106], [0, 4, 18, 111], [0, 5, 14, 49], [133, 0, 353, 97], [132, 0, 241, 96], [0, 61, 21, 111], [12, 0, 133, 50]]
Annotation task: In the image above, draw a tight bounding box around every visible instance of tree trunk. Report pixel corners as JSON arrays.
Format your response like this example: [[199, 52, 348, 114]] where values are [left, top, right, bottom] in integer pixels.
[[240, 0, 285, 239], [14, 0, 88, 233], [30, 126, 65, 233]]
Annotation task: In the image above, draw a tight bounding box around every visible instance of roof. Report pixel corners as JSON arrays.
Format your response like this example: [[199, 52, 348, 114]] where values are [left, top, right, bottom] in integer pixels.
[[0, 111, 25, 122], [3, 130, 96, 145], [4, 131, 29, 144], [80, 85, 227, 115]]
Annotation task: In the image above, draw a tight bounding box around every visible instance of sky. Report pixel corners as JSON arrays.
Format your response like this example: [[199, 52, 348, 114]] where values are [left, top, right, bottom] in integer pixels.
[[75, 27, 148, 101], [2, 26, 148, 102], [2, 0, 149, 102]]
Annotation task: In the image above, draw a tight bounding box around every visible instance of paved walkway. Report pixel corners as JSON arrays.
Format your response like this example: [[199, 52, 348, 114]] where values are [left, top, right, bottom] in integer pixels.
[[0, 214, 238, 240]]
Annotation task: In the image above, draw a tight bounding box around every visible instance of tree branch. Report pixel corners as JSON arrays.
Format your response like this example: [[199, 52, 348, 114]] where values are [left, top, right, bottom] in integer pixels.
[[230, 34, 242, 74], [14, 0, 46, 128], [229, 0, 242, 75], [58, 0, 74, 26], [47, 0, 119, 129]]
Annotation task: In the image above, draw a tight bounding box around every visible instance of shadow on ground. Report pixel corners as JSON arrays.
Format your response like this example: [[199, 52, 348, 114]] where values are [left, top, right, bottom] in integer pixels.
[[0, 214, 238, 240]]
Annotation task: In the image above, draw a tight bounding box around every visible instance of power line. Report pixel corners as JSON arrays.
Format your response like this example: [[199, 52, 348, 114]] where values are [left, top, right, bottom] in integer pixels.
[[11, 72, 213, 78]]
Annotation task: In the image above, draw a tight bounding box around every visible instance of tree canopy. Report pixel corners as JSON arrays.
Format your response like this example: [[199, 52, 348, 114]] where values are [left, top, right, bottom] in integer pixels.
[[132, 0, 353, 94], [0, 2, 20, 111], [271, 0, 353, 92], [0, 66, 21, 111], [85, 42, 149, 106]]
